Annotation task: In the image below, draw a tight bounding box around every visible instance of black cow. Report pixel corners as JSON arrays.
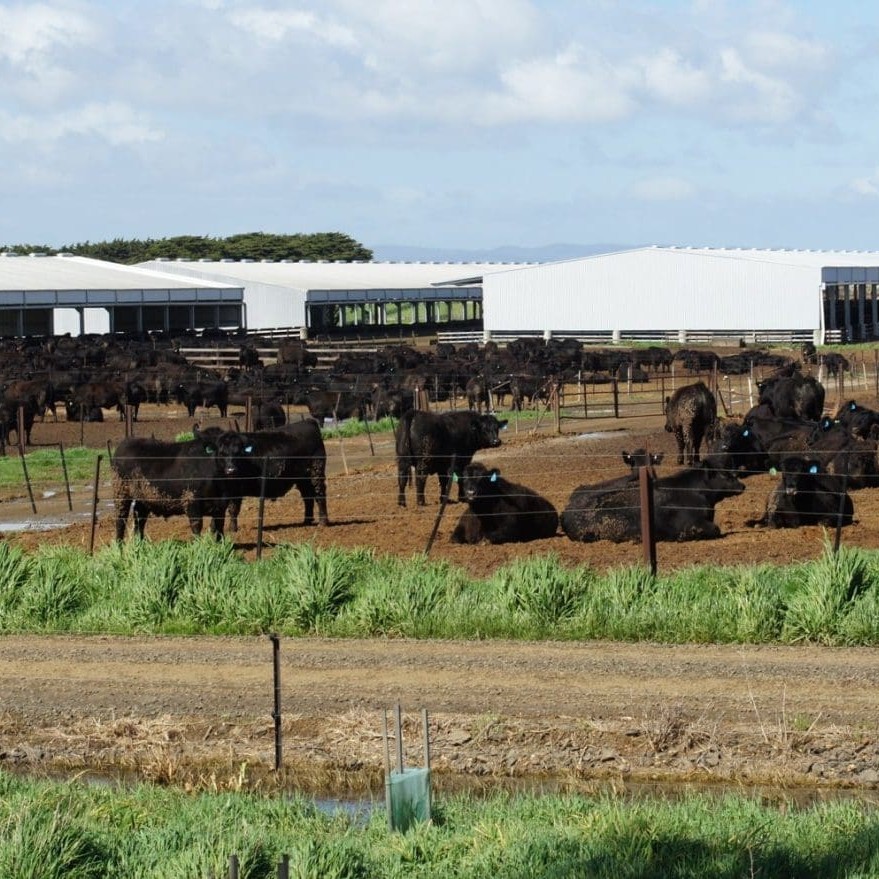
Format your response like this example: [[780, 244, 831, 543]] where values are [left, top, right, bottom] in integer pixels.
[[304, 389, 367, 423], [450, 463, 558, 544], [465, 375, 490, 413], [757, 373, 824, 421], [561, 461, 745, 543], [636, 346, 674, 373], [749, 458, 853, 528], [210, 420, 329, 532], [664, 381, 717, 465], [174, 380, 229, 419], [251, 400, 287, 431], [111, 427, 247, 540], [834, 400, 879, 440], [0, 400, 36, 452], [622, 448, 663, 477], [821, 352, 850, 377], [395, 410, 507, 507]]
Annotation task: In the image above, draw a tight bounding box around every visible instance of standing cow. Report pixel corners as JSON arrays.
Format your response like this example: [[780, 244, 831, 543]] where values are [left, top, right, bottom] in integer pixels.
[[111, 427, 248, 540], [450, 463, 558, 544], [395, 410, 507, 507], [212, 419, 329, 532], [664, 381, 717, 466]]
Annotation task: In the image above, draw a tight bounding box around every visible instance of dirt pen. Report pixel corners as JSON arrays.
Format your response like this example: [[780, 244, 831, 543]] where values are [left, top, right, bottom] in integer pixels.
[[3, 351, 879, 578]]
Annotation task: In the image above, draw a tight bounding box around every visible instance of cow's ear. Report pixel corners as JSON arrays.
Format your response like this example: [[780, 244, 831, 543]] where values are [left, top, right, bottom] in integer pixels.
[[498, 419, 509, 430], [820, 416, 833, 431], [808, 463, 820, 474]]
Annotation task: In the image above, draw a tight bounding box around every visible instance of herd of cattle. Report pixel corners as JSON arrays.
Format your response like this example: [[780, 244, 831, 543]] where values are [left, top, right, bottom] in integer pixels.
[[0, 332, 855, 454], [106, 353, 873, 546], [0, 331, 867, 545]]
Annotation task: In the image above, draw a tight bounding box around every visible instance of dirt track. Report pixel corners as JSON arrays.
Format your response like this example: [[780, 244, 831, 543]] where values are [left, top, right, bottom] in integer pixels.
[[3, 395, 879, 794], [2, 635, 879, 795]]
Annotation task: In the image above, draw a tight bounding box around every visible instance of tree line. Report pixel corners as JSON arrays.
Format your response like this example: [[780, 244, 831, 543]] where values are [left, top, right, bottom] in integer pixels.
[[0, 232, 373, 264]]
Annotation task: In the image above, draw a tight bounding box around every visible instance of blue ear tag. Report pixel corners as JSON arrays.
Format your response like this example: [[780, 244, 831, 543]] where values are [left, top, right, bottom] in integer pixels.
[[742, 429, 749, 437], [244, 444, 253, 453], [204, 445, 215, 454], [490, 471, 498, 482], [851, 402, 857, 410], [808, 464, 819, 474], [769, 467, 777, 476]]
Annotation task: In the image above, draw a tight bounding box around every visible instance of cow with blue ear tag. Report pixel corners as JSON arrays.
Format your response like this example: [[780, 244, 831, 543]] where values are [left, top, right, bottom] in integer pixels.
[[451, 463, 558, 545], [747, 456, 854, 529]]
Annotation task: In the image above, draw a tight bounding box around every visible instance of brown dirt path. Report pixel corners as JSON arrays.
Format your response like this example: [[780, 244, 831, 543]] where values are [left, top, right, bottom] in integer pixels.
[[2, 635, 879, 795]]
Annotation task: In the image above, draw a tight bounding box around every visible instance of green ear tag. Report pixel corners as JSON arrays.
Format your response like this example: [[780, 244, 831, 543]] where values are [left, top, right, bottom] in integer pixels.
[[769, 467, 777, 476], [452, 472, 458, 482]]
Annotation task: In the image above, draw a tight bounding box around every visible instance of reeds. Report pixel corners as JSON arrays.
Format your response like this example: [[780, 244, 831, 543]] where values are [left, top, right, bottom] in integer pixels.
[[5, 538, 879, 646]]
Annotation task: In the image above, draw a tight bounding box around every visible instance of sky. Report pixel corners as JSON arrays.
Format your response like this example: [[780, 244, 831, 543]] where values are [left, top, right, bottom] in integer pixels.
[[3, 0, 879, 257]]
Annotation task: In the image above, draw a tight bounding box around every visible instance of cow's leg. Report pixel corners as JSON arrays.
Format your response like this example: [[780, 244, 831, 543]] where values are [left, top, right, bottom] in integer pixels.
[[396, 461, 409, 507], [415, 467, 430, 506], [131, 503, 148, 539], [675, 428, 685, 465], [437, 471, 453, 505], [312, 469, 329, 525], [115, 499, 130, 541], [226, 499, 241, 533]]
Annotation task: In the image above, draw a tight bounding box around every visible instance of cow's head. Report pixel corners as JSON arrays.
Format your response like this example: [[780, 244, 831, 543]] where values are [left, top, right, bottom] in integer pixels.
[[456, 463, 500, 502], [622, 448, 663, 475], [193, 426, 250, 476], [474, 414, 507, 449]]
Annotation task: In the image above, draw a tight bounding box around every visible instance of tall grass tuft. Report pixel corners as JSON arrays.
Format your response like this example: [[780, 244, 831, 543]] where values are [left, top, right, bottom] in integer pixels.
[[271, 542, 364, 634], [0, 542, 33, 629], [491, 554, 592, 635], [173, 538, 252, 631], [345, 554, 467, 637], [13, 547, 94, 630], [783, 539, 871, 644]]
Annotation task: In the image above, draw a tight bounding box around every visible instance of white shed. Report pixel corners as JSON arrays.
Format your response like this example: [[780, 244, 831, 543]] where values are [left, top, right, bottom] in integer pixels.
[[0, 253, 243, 336], [478, 246, 879, 345]]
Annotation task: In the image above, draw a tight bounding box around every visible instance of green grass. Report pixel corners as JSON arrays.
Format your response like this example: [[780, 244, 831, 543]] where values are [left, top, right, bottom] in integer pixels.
[[2, 771, 879, 878], [0, 446, 101, 488], [4, 537, 879, 646]]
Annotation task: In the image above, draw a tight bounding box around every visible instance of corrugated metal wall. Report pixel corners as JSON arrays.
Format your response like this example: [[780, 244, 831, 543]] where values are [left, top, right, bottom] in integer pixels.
[[482, 249, 822, 333]]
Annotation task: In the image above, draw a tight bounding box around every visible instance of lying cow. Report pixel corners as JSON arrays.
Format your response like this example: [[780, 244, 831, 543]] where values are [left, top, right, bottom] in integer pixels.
[[395, 410, 507, 507], [748, 457, 853, 528], [204, 419, 329, 532], [450, 463, 558, 544], [111, 427, 247, 540], [561, 460, 745, 543], [664, 381, 717, 465]]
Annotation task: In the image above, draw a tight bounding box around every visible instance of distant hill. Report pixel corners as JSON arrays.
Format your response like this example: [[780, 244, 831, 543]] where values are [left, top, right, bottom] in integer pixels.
[[370, 243, 637, 263]]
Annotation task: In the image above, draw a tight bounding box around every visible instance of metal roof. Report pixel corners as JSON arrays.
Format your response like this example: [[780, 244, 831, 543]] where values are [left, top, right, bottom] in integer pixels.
[[138, 258, 534, 291], [0, 253, 242, 294]]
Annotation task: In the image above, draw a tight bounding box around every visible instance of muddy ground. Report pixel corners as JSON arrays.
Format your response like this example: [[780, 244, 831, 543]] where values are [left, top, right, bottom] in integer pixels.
[[2, 392, 879, 797]]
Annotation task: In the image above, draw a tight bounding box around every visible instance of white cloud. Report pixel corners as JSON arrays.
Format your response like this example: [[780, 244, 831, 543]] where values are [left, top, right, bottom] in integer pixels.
[[718, 47, 801, 122], [229, 7, 357, 48], [640, 49, 712, 107], [743, 31, 830, 72], [0, 102, 163, 147], [493, 47, 637, 123], [850, 172, 879, 197], [0, 2, 96, 69], [629, 176, 696, 201]]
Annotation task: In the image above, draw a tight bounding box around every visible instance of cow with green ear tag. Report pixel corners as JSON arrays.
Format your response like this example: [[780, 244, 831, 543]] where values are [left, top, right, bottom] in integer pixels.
[[747, 456, 854, 529], [450, 463, 558, 545], [111, 426, 249, 540]]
